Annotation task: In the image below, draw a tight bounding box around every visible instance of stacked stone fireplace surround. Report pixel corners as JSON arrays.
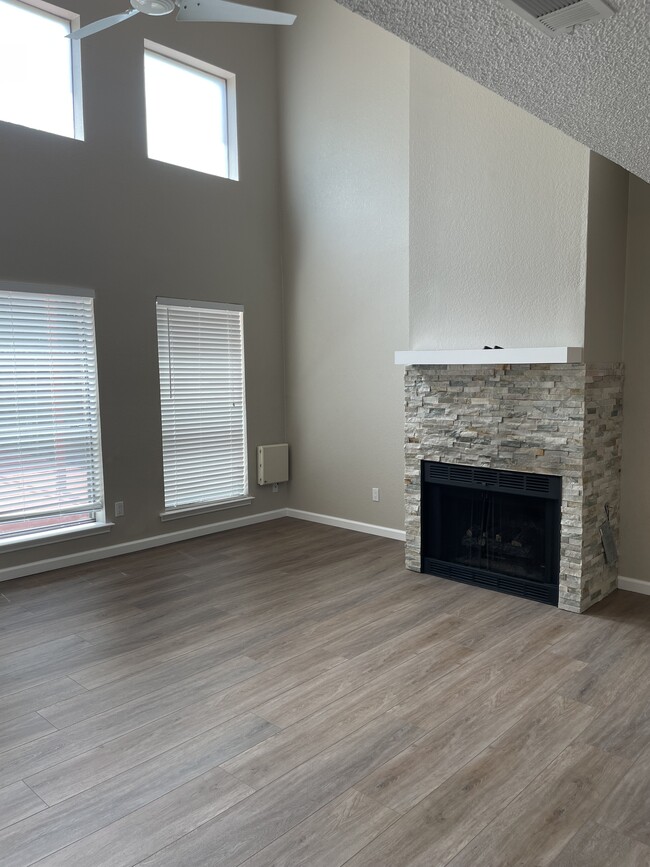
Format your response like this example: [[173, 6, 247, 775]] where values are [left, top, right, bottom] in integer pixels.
[[404, 363, 624, 613]]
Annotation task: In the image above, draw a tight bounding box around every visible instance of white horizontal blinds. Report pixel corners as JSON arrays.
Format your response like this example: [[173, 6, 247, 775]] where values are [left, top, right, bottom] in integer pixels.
[[156, 299, 247, 510], [0, 289, 103, 534]]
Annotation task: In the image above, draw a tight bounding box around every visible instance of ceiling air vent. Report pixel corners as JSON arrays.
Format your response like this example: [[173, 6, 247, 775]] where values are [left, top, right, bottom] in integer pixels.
[[499, 0, 615, 36]]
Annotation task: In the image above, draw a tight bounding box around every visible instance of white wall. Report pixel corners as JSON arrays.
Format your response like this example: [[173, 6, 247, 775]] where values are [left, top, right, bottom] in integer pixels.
[[278, 0, 410, 531], [409, 48, 590, 352]]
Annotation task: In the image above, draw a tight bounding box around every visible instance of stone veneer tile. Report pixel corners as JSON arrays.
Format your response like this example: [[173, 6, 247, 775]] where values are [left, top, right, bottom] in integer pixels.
[[404, 363, 624, 613]]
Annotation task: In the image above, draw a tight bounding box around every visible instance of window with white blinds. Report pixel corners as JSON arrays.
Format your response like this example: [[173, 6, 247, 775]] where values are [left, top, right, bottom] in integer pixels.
[[156, 298, 248, 513], [0, 287, 104, 541]]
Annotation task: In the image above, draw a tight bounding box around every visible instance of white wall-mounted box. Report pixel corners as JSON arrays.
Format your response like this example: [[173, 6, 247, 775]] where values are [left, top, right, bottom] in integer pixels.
[[257, 443, 289, 485]]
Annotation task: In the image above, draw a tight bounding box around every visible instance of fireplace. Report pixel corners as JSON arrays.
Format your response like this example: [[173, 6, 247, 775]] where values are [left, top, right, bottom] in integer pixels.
[[421, 461, 561, 605], [403, 362, 624, 612]]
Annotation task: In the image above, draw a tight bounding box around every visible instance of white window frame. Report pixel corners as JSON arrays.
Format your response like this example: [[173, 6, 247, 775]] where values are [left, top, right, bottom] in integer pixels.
[[156, 297, 252, 521], [0, 282, 110, 552], [0, 0, 84, 140], [144, 40, 239, 181]]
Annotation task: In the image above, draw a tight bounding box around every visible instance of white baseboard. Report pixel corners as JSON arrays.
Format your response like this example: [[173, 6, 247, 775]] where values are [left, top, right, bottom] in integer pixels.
[[286, 509, 406, 542], [618, 575, 650, 596], [0, 507, 406, 584], [0, 510, 287, 583]]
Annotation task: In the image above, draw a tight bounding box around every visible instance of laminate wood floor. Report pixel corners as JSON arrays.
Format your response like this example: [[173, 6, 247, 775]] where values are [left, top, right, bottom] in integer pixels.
[[0, 517, 649, 866]]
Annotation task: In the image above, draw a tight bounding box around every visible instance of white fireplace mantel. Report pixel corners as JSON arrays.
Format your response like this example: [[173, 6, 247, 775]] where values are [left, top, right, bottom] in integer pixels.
[[394, 347, 584, 366]]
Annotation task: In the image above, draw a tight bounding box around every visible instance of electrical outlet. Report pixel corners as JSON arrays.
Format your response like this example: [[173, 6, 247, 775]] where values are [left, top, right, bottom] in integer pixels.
[[272, 483, 279, 493], [114, 501, 124, 518], [372, 487, 380, 502]]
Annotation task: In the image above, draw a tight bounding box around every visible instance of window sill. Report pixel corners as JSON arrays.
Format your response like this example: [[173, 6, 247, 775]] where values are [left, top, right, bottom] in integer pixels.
[[159, 496, 254, 523], [0, 522, 114, 554]]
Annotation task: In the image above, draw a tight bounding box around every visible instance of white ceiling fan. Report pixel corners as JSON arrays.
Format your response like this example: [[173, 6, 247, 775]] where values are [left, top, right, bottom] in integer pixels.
[[68, 0, 296, 40]]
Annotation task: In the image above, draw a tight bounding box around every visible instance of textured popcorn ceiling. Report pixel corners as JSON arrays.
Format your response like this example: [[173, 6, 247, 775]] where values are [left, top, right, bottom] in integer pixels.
[[333, 0, 650, 182]]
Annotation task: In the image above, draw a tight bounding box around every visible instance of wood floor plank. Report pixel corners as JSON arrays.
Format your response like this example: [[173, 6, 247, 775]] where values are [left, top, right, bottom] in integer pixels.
[[223, 641, 471, 789], [238, 788, 398, 867], [355, 651, 585, 813], [39, 653, 262, 734], [25, 708, 276, 806], [0, 636, 97, 698], [0, 647, 339, 790], [445, 744, 630, 867], [0, 781, 46, 832], [551, 821, 650, 867], [255, 612, 467, 728], [345, 694, 596, 867], [0, 715, 276, 866], [595, 741, 650, 846], [375, 611, 581, 734], [32, 767, 253, 867], [66, 591, 350, 691], [558, 626, 650, 709], [240, 585, 445, 668], [548, 604, 638, 663], [450, 598, 559, 652], [137, 715, 422, 867], [579, 687, 650, 760], [0, 677, 86, 726], [318, 598, 460, 660], [0, 606, 144, 658], [0, 712, 56, 754]]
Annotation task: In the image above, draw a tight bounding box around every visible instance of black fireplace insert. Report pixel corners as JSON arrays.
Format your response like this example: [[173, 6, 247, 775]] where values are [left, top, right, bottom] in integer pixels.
[[421, 461, 561, 605]]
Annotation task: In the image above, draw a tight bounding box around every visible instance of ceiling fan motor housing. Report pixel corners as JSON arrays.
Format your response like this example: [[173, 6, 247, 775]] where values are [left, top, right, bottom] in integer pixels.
[[131, 0, 176, 15]]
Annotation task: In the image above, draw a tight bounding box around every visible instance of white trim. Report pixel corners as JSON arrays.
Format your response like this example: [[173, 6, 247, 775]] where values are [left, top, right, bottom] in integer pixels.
[[225, 69, 239, 181], [156, 297, 243, 313], [143, 39, 233, 81], [0, 510, 287, 583], [286, 509, 406, 542], [68, 10, 84, 140], [0, 522, 113, 553], [618, 575, 650, 596], [160, 495, 254, 522], [394, 347, 584, 366], [0, 281, 94, 298]]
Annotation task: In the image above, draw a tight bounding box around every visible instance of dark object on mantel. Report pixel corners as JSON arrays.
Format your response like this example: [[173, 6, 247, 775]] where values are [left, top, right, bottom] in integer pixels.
[[483, 345, 504, 350], [421, 461, 561, 606]]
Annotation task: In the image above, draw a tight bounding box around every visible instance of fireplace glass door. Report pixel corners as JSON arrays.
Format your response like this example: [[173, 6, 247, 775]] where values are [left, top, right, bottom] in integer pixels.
[[421, 461, 561, 605]]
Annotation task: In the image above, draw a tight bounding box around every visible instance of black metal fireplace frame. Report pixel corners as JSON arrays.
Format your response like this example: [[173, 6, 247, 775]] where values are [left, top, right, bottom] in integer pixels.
[[421, 461, 562, 606]]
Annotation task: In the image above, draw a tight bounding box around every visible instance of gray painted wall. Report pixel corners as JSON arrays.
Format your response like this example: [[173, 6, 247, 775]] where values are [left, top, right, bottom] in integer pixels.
[[583, 153, 629, 363], [277, 0, 410, 532], [1, 1, 287, 570], [620, 175, 650, 584]]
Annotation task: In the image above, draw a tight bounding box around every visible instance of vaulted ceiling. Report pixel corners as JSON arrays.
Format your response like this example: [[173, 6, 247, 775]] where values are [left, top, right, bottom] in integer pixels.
[[334, 0, 650, 183]]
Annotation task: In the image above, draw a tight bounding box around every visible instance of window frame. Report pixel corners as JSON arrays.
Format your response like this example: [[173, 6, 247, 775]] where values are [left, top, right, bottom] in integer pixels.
[[0, 282, 110, 551], [156, 296, 252, 522], [143, 40, 239, 181], [0, 0, 84, 140]]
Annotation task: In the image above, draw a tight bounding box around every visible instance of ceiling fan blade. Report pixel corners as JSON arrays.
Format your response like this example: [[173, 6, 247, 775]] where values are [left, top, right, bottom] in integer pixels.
[[176, 0, 296, 25], [68, 8, 140, 39]]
